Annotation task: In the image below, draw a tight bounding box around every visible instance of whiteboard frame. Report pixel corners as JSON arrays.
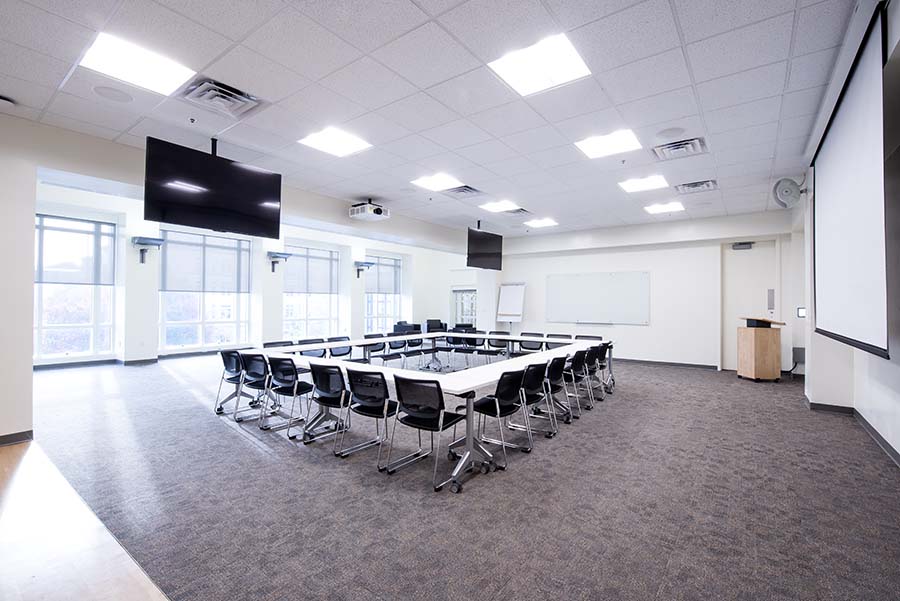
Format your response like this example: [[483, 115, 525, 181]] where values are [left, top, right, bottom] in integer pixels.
[[497, 282, 526, 323], [545, 271, 650, 325]]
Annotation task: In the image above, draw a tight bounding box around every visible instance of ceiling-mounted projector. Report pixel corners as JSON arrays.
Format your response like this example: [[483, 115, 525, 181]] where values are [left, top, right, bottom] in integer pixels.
[[349, 199, 390, 221], [772, 178, 807, 209]]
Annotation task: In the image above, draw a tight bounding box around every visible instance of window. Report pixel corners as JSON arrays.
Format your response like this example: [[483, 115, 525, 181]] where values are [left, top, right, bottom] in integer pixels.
[[159, 230, 250, 350], [283, 246, 340, 339], [34, 215, 115, 361], [365, 255, 401, 333], [453, 289, 477, 325]]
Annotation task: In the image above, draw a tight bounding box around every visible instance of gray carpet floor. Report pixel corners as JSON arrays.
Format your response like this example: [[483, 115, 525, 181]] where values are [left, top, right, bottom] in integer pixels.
[[33, 356, 900, 601]]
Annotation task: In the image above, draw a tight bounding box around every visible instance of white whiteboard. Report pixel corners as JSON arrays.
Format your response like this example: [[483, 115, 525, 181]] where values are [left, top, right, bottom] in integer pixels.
[[546, 272, 650, 325], [497, 283, 526, 322]]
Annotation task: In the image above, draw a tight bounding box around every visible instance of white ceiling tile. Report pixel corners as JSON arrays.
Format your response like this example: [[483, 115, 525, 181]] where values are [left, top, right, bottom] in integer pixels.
[[155, 0, 286, 41], [320, 57, 418, 110], [501, 125, 568, 154], [341, 112, 411, 145], [775, 136, 808, 159], [484, 156, 538, 177], [340, 148, 407, 173], [242, 103, 316, 140], [0, 72, 56, 109], [600, 48, 691, 104], [526, 144, 585, 169], [115, 133, 146, 149], [244, 7, 361, 80], [61, 67, 166, 115], [372, 22, 480, 89], [380, 134, 445, 160], [248, 153, 307, 176], [427, 67, 517, 116], [279, 83, 367, 129], [284, 165, 343, 189], [778, 113, 816, 140], [0, 38, 70, 88], [705, 96, 783, 134], [455, 139, 518, 164], [416, 0, 465, 16], [686, 13, 793, 82], [543, 0, 643, 29], [553, 107, 626, 142], [793, 0, 855, 56], [219, 122, 293, 153], [210, 141, 263, 163], [438, 0, 558, 62], [204, 45, 309, 103], [569, 0, 680, 72], [128, 117, 212, 149], [417, 151, 475, 172], [0, 98, 40, 120], [696, 62, 788, 111], [293, 0, 428, 53], [707, 122, 779, 151], [672, 0, 795, 43], [788, 47, 840, 91], [618, 87, 698, 128], [526, 77, 611, 123], [24, 0, 121, 30], [654, 153, 717, 182], [420, 118, 492, 149], [151, 97, 235, 136], [105, 0, 231, 70], [773, 156, 808, 174], [0, 0, 95, 63], [714, 141, 775, 166], [781, 85, 825, 118], [376, 92, 458, 132], [718, 172, 771, 189], [41, 112, 120, 139], [633, 114, 707, 146], [46, 92, 142, 130], [273, 138, 341, 168], [469, 101, 547, 137]]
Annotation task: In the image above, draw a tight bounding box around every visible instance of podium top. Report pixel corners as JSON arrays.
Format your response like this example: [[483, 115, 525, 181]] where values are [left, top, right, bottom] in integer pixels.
[[740, 316, 786, 327]]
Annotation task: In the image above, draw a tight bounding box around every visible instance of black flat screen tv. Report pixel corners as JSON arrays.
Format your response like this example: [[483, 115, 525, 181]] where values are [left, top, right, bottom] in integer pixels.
[[467, 227, 502, 270], [144, 137, 282, 239]]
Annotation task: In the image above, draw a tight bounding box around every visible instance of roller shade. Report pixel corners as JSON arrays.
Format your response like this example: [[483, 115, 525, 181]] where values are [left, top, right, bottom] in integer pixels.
[[34, 214, 116, 286], [160, 230, 250, 293], [283, 246, 339, 294], [365, 255, 401, 294]]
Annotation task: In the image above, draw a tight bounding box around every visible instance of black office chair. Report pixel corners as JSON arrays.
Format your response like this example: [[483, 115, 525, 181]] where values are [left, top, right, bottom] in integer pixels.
[[463, 370, 527, 468], [485, 331, 510, 360], [267, 356, 314, 434], [598, 342, 614, 393], [214, 350, 254, 415], [362, 333, 386, 363], [563, 350, 591, 411], [343, 368, 398, 469], [381, 334, 407, 365], [304, 363, 350, 450], [437, 326, 470, 367], [546, 333, 572, 350], [298, 338, 326, 358], [511, 332, 544, 357], [426, 319, 446, 332], [263, 340, 294, 348], [234, 353, 271, 423], [508, 361, 558, 438], [584, 346, 606, 402], [575, 335, 603, 341], [402, 330, 425, 368], [545, 355, 574, 424], [454, 323, 473, 329], [328, 336, 368, 363], [385, 375, 465, 492], [456, 330, 486, 366]]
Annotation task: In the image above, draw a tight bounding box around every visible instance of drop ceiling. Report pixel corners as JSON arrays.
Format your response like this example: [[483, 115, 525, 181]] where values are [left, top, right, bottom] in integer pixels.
[[0, 0, 857, 236]]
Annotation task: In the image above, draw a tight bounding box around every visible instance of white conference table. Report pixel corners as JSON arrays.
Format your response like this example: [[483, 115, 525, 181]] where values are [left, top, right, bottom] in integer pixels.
[[243, 332, 608, 491]]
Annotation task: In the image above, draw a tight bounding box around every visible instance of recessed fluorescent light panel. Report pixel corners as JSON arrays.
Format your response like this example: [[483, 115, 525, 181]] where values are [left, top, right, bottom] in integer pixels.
[[644, 201, 685, 214], [524, 217, 558, 228], [479, 199, 520, 213], [410, 172, 464, 192], [165, 180, 206, 193], [618, 174, 669, 193], [488, 33, 591, 96], [299, 126, 371, 157], [575, 129, 642, 159], [79, 32, 196, 96]]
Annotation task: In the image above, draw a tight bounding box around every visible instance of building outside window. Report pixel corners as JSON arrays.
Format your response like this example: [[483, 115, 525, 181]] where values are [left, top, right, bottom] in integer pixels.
[[364, 255, 401, 333], [453, 289, 477, 325], [283, 245, 340, 339]]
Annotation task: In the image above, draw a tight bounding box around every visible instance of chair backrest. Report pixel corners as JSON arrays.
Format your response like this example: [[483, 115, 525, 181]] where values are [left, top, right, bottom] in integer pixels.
[[327, 336, 351, 357], [569, 349, 587, 372], [263, 340, 293, 348], [575, 335, 603, 341], [346, 368, 389, 408], [494, 370, 525, 405], [406, 329, 423, 348], [220, 350, 243, 376], [546, 355, 567, 384], [388, 335, 407, 350], [522, 362, 548, 394], [269, 356, 299, 388], [363, 333, 385, 353], [242, 353, 270, 381], [447, 326, 471, 346], [298, 338, 326, 357], [546, 333, 572, 349], [598, 342, 611, 362], [585, 346, 599, 368], [455, 323, 473, 329], [488, 331, 509, 349], [520, 332, 544, 351], [465, 330, 486, 347], [426, 319, 444, 330], [309, 363, 345, 398], [394, 375, 445, 419]]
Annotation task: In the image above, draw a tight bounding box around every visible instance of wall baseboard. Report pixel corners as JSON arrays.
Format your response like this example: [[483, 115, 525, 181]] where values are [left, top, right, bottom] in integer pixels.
[[614, 358, 718, 370], [804, 398, 899, 468], [803, 397, 855, 414], [33, 359, 117, 371], [0, 430, 33, 447], [121, 359, 158, 366]]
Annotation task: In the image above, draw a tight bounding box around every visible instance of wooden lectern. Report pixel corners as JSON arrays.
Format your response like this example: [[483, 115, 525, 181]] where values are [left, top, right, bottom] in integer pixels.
[[737, 317, 785, 381]]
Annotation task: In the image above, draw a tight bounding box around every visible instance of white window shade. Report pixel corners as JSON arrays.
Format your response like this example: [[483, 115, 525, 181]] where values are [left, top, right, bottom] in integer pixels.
[[283, 247, 338, 294], [160, 230, 250, 293], [34, 215, 116, 286], [365, 255, 401, 294]]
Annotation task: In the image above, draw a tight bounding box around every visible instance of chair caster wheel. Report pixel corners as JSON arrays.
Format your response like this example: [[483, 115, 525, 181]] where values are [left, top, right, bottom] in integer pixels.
[[480, 462, 490, 474], [434, 486, 443, 492], [564, 418, 572, 424], [520, 448, 532, 453], [449, 482, 463, 494], [214, 407, 224, 415], [302, 437, 313, 445], [447, 451, 458, 461], [585, 406, 593, 410], [573, 415, 580, 419], [378, 467, 386, 472], [288, 434, 297, 440], [260, 425, 270, 431], [387, 469, 395, 475], [545, 433, 554, 438]]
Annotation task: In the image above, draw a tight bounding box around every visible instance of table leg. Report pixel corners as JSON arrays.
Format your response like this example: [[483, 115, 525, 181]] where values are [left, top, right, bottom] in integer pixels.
[[444, 392, 497, 493]]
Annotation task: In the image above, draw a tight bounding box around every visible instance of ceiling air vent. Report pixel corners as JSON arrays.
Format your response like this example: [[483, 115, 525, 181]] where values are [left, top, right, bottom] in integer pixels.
[[675, 179, 719, 194], [505, 208, 531, 216], [651, 137, 708, 161], [180, 77, 262, 119], [442, 185, 484, 198]]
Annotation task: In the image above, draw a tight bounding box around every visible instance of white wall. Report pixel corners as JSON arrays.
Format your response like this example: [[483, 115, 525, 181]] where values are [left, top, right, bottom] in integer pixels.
[[502, 242, 723, 367], [721, 240, 777, 371]]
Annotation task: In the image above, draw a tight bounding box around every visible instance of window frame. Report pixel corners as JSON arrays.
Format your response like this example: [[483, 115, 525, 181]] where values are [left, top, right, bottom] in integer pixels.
[[364, 254, 402, 334], [282, 245, 341, 339]]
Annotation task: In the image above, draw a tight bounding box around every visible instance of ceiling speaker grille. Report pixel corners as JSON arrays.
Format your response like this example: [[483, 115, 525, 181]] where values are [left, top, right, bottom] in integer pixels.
[[652, 137, 708, 161], [180, 77, 262, 119]]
